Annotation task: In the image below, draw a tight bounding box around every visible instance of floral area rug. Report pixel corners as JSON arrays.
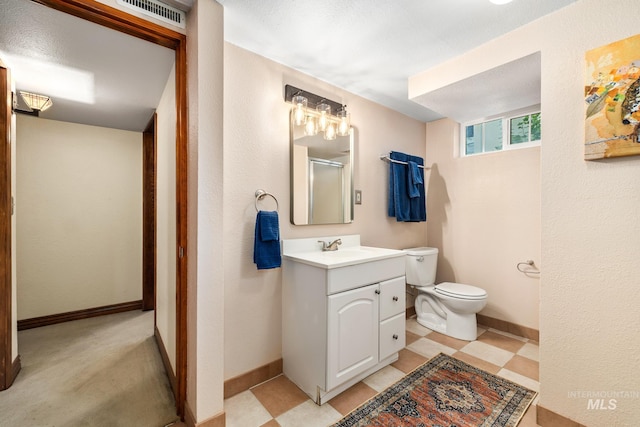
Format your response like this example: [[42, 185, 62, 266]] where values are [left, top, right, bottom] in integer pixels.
[[332, 353, 536, 427]]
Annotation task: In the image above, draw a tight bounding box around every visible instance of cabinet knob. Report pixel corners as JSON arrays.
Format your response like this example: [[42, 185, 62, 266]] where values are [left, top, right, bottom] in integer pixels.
[[392, 334, 399, 340], [375, 289, 380, 295], [392, 296, 399, 301]]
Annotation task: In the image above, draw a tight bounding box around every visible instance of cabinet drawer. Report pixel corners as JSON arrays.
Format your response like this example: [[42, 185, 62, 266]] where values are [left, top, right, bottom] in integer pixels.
[[380, 276, 406, 321], [379, 313, 405, 361]]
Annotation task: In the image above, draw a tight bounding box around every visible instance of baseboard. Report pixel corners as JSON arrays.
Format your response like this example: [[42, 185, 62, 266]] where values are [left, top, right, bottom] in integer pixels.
[[17, 300, 143, 331], [476, 314, 539, 341], [405, 306, 416, 319], [224, 358, 283, 399], [154, 325, 177, 397], [537, 405, 587, 427], [185, 401, 225, 427]]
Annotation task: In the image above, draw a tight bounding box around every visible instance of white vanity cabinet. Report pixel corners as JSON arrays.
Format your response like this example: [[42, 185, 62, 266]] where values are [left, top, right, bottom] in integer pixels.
[[282, 235, 406, 404]]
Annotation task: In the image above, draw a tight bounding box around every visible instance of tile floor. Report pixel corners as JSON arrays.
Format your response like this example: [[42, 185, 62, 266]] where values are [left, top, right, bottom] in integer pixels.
[[224, 317, 541, 427]]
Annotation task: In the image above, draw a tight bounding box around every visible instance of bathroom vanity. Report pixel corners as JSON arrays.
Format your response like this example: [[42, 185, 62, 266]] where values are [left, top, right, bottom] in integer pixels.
[[281, 235, 406, 404]]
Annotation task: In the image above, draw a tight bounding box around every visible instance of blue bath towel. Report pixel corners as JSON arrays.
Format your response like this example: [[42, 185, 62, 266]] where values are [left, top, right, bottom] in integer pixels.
[[253, 210, 281, 270], [388, 151, 410, 221], [388, 151, 426, 222]]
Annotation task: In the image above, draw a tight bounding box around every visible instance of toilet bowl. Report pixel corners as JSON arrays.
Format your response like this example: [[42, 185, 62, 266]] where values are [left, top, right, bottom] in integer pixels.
[[404, 247, 487, 341]]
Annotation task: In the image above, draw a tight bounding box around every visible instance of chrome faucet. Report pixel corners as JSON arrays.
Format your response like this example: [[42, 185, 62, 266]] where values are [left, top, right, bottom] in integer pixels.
[[318, 238, 342, 252]]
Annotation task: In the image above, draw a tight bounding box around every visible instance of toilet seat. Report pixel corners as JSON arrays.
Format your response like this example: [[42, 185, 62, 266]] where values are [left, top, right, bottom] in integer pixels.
[[435, 282, 487, 300]]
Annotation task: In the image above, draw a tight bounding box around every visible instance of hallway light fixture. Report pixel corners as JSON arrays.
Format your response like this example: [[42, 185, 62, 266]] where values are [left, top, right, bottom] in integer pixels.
[[285, 84, 351, 141], [19, 91, 53, 113]]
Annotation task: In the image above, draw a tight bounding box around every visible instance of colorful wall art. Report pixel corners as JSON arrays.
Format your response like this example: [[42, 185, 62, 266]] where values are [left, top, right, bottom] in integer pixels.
[[585, 34, 640, 160]]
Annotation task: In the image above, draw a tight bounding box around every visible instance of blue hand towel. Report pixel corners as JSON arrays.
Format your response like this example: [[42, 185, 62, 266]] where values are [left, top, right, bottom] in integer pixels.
[[407, 160, 423, 199], [407, 154, 426, 222], [253, 211, 281, 270]]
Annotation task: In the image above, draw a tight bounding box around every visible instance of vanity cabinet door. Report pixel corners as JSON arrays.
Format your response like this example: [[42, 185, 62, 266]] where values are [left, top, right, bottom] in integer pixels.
[[326, 283, 379, 391]]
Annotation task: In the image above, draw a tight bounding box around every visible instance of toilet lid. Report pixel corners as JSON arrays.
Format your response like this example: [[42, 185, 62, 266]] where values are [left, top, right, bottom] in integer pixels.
[[435, 282, 487, 300]]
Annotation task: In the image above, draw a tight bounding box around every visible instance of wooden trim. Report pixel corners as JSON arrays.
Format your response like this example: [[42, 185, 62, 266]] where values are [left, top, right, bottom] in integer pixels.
[[142, 114, 157, 312], [17, 300, 143, 331], [27, 0, 189, 417], [537, 405, 587, 427], [224, 359, 283, 399], [477, 313, 539, 341], [9, 355, 21, 388], [154, 325, 176, 397], [185, 401, 225, 427], [174, 35, 188, 419], [0, 64, 12, 391], [32, 0, 184, 49]]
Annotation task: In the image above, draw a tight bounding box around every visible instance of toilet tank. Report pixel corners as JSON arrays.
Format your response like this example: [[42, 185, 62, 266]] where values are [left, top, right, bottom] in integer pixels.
[[403, 247, 438, 286]]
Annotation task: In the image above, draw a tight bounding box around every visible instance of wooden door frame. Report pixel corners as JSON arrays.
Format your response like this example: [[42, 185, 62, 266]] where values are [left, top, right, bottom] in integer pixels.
[[0, 61, 19, 391], [0, 0, 189, 417], [142, 114, 157, 313]]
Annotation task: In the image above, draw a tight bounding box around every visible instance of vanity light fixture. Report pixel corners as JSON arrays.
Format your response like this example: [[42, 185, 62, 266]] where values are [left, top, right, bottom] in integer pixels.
[[285, 84, 351, 140], [19, 90, 53, 113]]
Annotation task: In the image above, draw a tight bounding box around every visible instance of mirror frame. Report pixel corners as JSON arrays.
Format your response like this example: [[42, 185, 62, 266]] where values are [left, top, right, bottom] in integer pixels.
[[289, 110, 354, 225]]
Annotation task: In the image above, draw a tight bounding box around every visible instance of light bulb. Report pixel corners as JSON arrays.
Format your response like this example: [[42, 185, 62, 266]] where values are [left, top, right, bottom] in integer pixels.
[[304, 116, 318, 136], [292, 95, 307, 126], [324, 122, 337, 140], [317, 103, 331, 132], [337, 107, 350, 136]]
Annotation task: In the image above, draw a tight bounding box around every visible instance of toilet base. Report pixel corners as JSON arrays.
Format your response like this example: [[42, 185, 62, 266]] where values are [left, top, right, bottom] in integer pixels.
[[416, 311, 479, 341]]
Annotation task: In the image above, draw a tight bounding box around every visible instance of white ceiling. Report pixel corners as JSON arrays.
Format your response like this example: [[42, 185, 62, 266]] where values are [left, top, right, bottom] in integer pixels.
[[0, 0, 577, 131], [0, 0, 175, 132], [220, 0, 577, 122]]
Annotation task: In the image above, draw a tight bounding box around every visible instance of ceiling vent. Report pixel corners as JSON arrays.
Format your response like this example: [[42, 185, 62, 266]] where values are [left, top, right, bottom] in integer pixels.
[[117, 0, 186, 29]]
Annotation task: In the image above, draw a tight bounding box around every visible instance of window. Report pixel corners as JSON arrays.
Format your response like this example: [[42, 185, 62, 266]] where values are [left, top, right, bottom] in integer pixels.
[[462, 107, 540, 156]]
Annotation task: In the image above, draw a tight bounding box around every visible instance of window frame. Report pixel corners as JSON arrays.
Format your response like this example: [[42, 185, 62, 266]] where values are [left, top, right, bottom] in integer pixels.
[[460, 105, 541, 157]]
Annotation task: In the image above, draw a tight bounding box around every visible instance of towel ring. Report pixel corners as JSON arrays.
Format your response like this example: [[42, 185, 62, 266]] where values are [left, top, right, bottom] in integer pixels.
[[255, 189, 279, 212], [517, 260, 540, 274]]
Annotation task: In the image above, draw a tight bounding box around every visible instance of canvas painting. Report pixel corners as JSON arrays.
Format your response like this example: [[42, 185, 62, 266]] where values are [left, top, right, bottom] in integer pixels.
[[585, 34, 640, 160]]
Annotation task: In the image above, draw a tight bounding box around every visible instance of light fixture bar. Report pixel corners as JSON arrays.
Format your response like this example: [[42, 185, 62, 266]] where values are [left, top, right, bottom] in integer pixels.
[[284, 84, 342, 113]]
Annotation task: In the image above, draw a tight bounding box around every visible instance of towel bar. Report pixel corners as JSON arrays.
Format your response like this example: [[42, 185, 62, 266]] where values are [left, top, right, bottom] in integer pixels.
[[255, 189, 279, 212], [380, 154, 430, 169]]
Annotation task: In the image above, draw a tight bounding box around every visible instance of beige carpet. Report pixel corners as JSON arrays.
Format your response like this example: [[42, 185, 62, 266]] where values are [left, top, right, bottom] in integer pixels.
[[0, 310, 179, 427]]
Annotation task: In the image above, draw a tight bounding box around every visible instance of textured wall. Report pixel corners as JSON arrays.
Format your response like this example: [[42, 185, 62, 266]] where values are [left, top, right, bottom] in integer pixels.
[[155, 64, 177, 371], [186, 0, 225, 421], [424, 118, 540, 330], [16, 115, 142, 319], [223, 43, 427, 380], [411, 0, 640, 424]]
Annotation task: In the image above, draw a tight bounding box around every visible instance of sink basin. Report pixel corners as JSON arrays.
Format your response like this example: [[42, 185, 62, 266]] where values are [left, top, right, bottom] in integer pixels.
[[283, 245, 404, 269], [282, 235, 407, 294]]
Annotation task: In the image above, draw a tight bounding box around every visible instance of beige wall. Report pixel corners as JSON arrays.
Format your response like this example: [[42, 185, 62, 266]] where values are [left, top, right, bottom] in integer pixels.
[[424, 119, 540, 330], [16, 115, 142, 319], [412, 0, 640, 424], [155, 64, 177, 371], [223, 42, 427, 380], [186, 0, 225, 421]]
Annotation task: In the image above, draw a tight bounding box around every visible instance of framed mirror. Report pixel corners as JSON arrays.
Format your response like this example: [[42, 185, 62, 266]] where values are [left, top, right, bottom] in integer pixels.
[[290, 112, 354, 225]]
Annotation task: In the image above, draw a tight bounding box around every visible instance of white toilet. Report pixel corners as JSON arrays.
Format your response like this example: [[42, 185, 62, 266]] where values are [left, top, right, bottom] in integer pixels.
[[404, 247, 487, 341]]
